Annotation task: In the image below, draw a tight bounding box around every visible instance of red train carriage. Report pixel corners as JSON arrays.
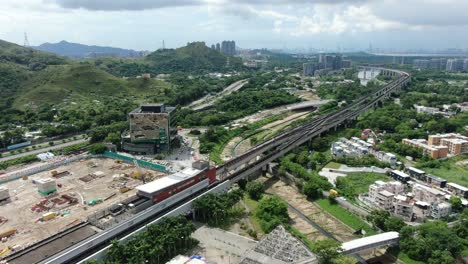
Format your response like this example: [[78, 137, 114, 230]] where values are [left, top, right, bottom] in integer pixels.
[[136, 167, 216, 203]]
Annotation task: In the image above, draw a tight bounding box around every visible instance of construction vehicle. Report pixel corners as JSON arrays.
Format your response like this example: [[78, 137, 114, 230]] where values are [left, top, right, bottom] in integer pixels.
[[119, 186, 131, 193]]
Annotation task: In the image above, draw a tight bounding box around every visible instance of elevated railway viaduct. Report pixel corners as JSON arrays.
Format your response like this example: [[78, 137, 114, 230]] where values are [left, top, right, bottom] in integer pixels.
[[36, 68, 410, 264]]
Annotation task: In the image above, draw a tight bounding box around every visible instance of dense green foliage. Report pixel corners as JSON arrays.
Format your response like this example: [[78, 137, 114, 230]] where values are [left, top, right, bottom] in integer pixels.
[[366, 210, 406, 232], [246, 180, 264, 200], [88, 143, 107, 154], [145, 42, 243, 73], [105, 216, 197, 263], [280, 153, 333, 192], [0, 154, 39, 170], [316, 79, 380, 103], [256, 195, 289, 233], [178, 89, 300, 127], [193, 189, 244, 226], [312, 239, 355, 264], [400, 221, 465, 263]]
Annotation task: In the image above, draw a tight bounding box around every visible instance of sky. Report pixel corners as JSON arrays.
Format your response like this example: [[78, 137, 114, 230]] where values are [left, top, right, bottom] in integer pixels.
[[1, 0, 468, 51]]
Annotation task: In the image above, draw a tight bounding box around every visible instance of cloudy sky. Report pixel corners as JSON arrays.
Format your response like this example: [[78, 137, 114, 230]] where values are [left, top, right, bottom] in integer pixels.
[[1, 0, 467, 51]]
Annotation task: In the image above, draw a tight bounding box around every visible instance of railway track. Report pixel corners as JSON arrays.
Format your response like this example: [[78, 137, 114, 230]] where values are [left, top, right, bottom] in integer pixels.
[[32, 67, 410, 264]]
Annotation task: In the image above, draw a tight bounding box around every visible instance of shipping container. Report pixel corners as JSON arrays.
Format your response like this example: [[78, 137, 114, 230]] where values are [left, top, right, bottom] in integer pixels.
[[0, 228, 17, 239], [6, 141, 31, 151]]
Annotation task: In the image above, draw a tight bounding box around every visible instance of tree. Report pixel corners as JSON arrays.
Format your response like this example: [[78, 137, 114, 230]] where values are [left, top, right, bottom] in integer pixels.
[[454, 208, 468, 238], [449, 196, 462, 212], [384, 217, 406, 232], [256, 196, 289, 233], [400, 221, 463, 262], [313, 239, 342, 264], [104, 132, 121, 148], [89, 143, 107, 154], [246, 180, 264, 200], [367, 210, 390, 230], [427, 250, 455, 264], [303, 181, 322, 200]]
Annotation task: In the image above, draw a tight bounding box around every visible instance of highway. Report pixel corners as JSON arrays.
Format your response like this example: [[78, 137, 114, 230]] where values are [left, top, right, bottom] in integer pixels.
[[0, 138, 89, 162], [188, 79, 248, 111], [36, 67, 410, 264]]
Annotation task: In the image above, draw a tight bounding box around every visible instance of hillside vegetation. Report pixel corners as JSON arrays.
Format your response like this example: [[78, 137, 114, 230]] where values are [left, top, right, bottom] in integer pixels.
[[96, 42, 243, 77]]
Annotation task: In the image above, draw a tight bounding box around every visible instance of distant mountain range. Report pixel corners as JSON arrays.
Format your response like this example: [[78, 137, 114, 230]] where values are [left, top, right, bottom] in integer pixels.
[[33, 40, 149, 59]]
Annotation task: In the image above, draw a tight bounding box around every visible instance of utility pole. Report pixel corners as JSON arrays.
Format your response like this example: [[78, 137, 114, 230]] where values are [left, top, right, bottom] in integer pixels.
[[23, 32, 30, 47]]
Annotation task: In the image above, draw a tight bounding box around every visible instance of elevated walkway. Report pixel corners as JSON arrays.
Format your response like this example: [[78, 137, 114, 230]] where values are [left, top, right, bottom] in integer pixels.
[[341, 232, 399, 255]]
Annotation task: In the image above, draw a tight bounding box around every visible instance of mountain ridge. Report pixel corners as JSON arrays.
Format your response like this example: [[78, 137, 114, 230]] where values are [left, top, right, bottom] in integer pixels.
[[34, 40, 147, 59]]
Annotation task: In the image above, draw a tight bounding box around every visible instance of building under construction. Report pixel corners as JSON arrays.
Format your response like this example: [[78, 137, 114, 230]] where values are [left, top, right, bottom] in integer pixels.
[[122, 104, 177, 154]]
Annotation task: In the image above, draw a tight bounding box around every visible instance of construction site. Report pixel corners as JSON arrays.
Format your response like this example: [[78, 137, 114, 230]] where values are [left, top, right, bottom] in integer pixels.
[[0, 157, 165, 259]]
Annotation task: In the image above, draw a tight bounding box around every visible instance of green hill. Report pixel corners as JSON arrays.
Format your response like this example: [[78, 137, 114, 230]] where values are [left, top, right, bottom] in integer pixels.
[[0, 40, 69, 110], [95, 42, 244, 77], [0, 39, 244, 112], [145, 42, 243, 73]]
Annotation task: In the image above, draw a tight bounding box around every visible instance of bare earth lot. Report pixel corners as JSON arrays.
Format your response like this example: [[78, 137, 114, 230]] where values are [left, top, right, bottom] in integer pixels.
[[0, 157, 164, 255]]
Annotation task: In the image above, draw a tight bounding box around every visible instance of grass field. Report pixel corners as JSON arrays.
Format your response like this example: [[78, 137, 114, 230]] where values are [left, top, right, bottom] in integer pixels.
[[315, 198, 377, 235], [324, 161, 341, 169], [335, 172, 389, 200], [418, 154, 468, 186], [242, 194, 264, 236]]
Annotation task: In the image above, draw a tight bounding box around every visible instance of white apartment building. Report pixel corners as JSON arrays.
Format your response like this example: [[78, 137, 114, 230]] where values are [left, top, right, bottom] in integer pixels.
[[431, 202, 452, 219]]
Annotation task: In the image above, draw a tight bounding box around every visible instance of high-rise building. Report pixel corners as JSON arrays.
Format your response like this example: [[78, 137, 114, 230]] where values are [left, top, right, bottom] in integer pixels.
[[221, 40, 236, 55], [463, 59, 468, 71], [446, 59, 463, 72], [211, 44, 215, 50], [215, 43, 220, 52], [332, 55, 343, 70], [302, 63, 316, 76]]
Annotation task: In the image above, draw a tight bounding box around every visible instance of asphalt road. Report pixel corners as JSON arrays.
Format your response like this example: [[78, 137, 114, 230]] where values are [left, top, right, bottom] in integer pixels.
[[189, 79, 248, 111], [0, 138, 89, 162]]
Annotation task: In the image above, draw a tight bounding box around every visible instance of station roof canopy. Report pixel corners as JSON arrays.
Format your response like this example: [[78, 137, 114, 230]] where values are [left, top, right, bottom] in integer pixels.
[[136, 167, 201, 195]]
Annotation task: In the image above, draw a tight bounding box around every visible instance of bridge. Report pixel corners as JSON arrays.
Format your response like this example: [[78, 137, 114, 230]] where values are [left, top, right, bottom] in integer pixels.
[[37, 67, 410, 264], [341, 232, 400, 255]]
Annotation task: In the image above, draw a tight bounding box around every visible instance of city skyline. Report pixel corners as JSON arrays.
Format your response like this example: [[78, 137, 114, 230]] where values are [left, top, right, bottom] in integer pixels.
[[1, 0, 468, 51]]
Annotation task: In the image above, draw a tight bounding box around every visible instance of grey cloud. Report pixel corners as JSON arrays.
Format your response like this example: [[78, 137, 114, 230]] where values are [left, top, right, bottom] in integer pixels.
[[52, 0, 204, 11], [370, 1, 468, 27], [52, 0, 367, 11]]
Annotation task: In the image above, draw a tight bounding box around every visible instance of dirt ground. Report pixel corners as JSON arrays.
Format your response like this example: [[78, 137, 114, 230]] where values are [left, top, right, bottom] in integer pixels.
[[190, 225, 257, 264], [0, 157, 165, 255], [264, 177, 358, 242]]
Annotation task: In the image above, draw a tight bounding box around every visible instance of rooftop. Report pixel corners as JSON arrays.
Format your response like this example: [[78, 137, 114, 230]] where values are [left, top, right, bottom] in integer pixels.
[[391, 170, 410, 178], [341, 232, 399, 252], [136, 167, 201, 195], [407, 167, 425, 174], [447, 182, 468, 192], [379, 190, 394, 197]]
